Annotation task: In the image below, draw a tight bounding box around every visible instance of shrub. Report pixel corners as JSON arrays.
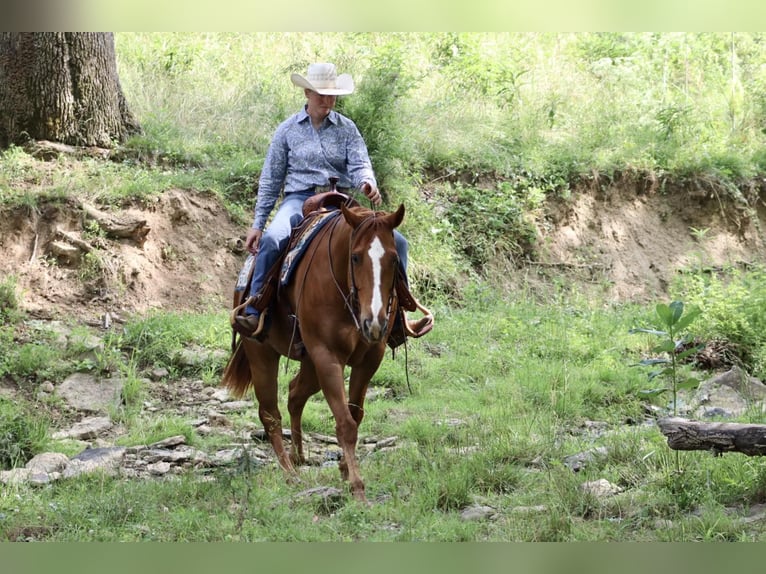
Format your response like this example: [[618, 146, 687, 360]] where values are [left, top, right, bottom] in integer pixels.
[[673, 266, 766, 376], [0, 274, 21, 325], [0, 398, 49, 469]]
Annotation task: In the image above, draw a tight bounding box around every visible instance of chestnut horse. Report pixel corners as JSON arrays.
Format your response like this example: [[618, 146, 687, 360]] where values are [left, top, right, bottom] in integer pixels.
[[221, 202, 406, 502]]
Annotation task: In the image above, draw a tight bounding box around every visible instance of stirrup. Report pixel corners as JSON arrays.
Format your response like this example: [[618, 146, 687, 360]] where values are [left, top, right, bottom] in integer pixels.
[[403, 299, 434, 338], [231, 297, 267, 339]]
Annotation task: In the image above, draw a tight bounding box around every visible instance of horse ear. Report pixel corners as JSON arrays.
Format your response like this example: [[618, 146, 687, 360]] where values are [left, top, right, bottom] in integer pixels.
[[391, 203, 405, 228], [341, 203, 364, 228]]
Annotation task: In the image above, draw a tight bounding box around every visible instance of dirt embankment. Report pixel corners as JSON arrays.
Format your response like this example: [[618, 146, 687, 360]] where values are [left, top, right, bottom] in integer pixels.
[[531, 175, 766, 301], [1, 175, 765, 320], [1, 188, 247, 321]]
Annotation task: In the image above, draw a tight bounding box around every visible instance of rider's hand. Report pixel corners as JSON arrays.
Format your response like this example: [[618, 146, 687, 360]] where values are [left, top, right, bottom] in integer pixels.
[[361, 181, 382, 206], [244, 227, 263, 255]]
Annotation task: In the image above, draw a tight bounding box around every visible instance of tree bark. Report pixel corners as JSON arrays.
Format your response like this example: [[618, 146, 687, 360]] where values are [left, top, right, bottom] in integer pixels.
[[0, 32, 140, 148], [657, 417, 766, 456]]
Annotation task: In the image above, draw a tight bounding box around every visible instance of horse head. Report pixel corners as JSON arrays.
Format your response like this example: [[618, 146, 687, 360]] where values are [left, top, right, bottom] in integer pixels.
[[341, 203, 405, 344]]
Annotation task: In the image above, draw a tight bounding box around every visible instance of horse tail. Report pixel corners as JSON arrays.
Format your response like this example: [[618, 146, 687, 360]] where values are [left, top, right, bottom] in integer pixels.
[[221, 339, 252, 398]]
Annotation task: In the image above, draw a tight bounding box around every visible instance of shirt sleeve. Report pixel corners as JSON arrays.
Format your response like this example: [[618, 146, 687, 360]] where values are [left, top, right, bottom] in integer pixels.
[[345, 121, 377, 190], [252, 123, 289, 230]]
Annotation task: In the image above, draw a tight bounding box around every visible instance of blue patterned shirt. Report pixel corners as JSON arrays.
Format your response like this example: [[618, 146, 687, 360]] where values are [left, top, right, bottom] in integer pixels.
[[252, 107, 377, 230]]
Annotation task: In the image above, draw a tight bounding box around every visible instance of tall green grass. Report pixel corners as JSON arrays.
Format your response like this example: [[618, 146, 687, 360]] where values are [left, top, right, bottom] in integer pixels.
[[4, 33, 766, 295], [114, 32, 766, 186]]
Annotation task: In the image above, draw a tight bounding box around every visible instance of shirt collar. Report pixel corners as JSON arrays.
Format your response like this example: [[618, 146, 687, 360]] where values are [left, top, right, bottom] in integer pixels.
[[297, 106, 338, 126]]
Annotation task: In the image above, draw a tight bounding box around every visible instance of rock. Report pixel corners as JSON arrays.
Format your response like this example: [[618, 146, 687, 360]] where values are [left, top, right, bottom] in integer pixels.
[[143, 447, 196, 464], [49, 240, 82, 265], [372, 436, 398, 451], [563, 446, 608, 472], [39, 381, 56, 393], [0, 468, 32, 485], [460, 505, 497, 521], [52, 416, 113, 440], [691, 367, 766, 419], [29, 471, 59, 485], [219, 400, 252, 412], [207, 411, 232, 427], [147, 461, 172, 475], [63, 447, 126, 478], [227, 237, 245, 254], [295, 486, 345, 511], [149, 435, 187, 449], [210, 388, 231, 401], [581, 478, 622, 497], [25, 452, 69, 474], [56, 373, 125, 413], [175, 346, 227, 367], [150, 367, 169, 381]]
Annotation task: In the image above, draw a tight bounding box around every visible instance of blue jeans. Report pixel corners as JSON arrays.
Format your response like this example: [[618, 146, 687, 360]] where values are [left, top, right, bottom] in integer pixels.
[[245, 192, 409, 315]]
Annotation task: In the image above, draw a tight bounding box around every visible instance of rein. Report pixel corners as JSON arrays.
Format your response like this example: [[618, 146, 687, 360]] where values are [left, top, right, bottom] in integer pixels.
[[325, 213, 362, 331]]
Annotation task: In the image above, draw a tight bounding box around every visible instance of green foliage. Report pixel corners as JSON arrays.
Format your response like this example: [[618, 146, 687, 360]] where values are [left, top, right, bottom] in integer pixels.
[[115, 415, 196, 448], [337, 40, 420, 186], [673, 266, 766, 378], [630, 300, 703, 416], [3, 297, 766, 540], [119, 311, 229, 376], [108, 33, 766, 242], [0, 339, 67, 384], [431, 32, 528, 108], [437, 180, 540, 271], [0, 397, 49, 469], [0, 274, 22, 325]]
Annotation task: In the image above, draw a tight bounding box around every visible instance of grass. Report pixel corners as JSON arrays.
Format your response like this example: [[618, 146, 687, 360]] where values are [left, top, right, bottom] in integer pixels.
[[4, 288, 766, 541]]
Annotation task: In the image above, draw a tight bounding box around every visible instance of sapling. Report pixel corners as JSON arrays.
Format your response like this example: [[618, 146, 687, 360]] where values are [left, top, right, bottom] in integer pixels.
[[631, 301, 703, 474], [630, 300, 703, 416]]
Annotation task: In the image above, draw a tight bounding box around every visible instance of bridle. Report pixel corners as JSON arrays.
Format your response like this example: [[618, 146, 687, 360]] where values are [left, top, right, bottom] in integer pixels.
[[327, 209, 397, 334]]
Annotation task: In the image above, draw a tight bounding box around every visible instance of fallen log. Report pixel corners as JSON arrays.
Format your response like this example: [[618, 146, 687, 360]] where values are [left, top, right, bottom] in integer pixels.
[[657, 417, 766, 456], [81, 203, 150, 245], [54, 227, 94, 253], [48, 240, 83, 265]]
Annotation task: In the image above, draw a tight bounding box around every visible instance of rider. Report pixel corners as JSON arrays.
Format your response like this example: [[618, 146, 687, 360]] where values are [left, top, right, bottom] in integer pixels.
[[235, 62, 430, 340]]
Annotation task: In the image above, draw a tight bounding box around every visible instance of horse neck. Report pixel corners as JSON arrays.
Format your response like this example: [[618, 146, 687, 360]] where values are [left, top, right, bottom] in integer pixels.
[[327, 214, 354, 290]]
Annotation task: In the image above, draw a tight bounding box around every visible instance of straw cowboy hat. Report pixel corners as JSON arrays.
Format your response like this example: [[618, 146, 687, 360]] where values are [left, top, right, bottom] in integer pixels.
[[290, 62, 355, 96]]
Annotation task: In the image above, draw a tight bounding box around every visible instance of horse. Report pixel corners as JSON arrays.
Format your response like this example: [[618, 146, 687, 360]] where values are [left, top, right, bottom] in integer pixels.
[[221, 200, 407, 502]]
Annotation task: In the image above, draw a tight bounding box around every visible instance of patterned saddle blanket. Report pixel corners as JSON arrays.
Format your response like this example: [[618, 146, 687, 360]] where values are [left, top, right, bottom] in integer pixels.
[[280, 208, 341, 286]]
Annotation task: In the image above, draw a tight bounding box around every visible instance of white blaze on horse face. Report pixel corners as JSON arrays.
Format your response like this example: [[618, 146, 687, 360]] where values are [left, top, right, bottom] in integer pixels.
[[367, 236, 385, 320]]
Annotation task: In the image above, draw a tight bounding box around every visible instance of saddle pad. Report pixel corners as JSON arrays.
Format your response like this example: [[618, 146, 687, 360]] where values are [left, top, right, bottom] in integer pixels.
[[235, 253, 256, 292], [280, 209, 341, 286]]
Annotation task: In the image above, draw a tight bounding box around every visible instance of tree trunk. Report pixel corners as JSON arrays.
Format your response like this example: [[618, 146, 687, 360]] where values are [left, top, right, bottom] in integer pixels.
[[657, 417, 766, 456], [0, 32, 140, 148]]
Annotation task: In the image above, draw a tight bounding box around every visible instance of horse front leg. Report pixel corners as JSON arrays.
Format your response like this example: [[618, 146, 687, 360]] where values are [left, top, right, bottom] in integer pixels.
[[338, 351, 384, 489], [287, 362, 321, 465], [314, 359, 367, 502]]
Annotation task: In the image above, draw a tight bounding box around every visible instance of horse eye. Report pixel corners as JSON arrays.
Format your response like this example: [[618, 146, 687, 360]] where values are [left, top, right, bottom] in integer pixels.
[[351, 253, 360, 265]]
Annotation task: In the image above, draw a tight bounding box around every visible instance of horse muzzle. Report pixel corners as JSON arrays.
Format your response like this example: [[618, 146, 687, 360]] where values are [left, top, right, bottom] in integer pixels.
[[361, 317, 389, 343]]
